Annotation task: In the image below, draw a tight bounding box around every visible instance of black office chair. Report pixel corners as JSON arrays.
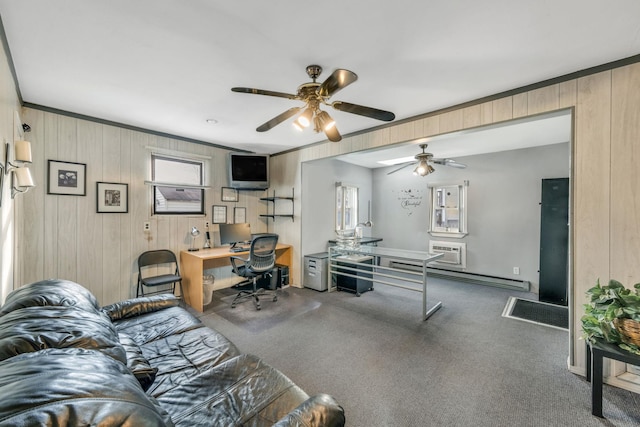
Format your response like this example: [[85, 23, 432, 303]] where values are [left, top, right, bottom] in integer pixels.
[[230, 233, 279, 310], [136, 249, 183, 299]]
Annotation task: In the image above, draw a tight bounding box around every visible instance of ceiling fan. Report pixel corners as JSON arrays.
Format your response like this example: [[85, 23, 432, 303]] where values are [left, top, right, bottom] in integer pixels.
[[387, 144, 467, 176], [231, 65, 395, 142]]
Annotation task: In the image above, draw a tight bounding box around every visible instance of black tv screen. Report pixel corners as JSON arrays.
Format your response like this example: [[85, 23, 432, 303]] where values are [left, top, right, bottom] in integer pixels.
[[228, 153, 269, 190]]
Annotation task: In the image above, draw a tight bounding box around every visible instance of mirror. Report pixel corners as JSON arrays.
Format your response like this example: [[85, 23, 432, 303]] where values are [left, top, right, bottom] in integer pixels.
[[336, 183, 358, 231]]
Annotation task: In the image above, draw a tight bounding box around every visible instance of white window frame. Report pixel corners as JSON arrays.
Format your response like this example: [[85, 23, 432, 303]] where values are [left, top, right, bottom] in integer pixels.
[[428, 181, 468, 238], [145, 149, 210, 216]]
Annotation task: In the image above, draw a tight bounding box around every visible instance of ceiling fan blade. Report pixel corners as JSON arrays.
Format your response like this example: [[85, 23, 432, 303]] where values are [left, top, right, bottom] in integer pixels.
[[317, 69, 358, 98], [231, 87, 297, 100], [256, 107, 301, 132], [387, 162, 415, 175], [332, 101, 395, 122], [432, 158, 467, 169]]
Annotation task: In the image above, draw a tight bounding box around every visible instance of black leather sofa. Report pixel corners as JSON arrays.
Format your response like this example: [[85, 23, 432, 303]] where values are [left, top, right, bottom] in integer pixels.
[[0, 279, 345, 426]]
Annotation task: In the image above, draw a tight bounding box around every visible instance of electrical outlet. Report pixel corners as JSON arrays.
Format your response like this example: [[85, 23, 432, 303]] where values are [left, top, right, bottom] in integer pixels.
[[143, 221, 151, 232], [205, 221, 209, 229], [513, 267, 520, 275]]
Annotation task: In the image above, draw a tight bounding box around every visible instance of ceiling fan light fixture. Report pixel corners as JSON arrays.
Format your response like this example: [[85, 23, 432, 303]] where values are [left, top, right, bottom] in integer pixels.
[[316, 110, 335, 131], [295, 107, 313, 128], [324, 123, 342, 142], [414, 160, 434, 176]]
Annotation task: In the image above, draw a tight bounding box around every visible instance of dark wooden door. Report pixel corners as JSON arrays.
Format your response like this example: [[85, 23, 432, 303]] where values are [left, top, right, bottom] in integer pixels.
[[539, 178, 569, 305]]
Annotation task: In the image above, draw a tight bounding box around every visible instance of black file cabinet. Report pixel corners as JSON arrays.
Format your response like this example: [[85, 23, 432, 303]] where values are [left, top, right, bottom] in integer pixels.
[[335, 255, 374, 296]]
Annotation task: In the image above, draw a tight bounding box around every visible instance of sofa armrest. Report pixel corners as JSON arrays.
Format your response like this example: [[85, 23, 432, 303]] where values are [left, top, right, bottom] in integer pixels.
[[273, 394, 345, 427], [101, 294, 181, 321]]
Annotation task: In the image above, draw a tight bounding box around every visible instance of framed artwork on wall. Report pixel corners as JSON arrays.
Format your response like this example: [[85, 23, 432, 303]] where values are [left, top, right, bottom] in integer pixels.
[[47, 160, 86, 196], [96, 182, 128, 213], [221, 187, 238, 202], [234, 207, 246, 224], [212, 205, 227, 224]]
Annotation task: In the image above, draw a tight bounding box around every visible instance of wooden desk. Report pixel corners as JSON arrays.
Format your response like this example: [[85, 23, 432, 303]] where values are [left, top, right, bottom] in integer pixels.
[[180, 244, 292, 312]]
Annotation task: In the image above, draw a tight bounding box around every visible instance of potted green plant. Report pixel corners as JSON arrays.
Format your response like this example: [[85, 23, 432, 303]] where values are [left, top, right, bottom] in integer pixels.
[[581, 279, 640, 354]]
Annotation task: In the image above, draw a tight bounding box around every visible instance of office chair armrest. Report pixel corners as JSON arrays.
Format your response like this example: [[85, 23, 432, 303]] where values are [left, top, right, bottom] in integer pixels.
[[229, 255, 248, 275], [273, 394, 345, 427], [102, 294, 181, 321]]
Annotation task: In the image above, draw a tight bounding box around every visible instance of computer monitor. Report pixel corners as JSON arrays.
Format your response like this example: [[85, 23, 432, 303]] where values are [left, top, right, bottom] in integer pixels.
[[219, 223, 251, 249]]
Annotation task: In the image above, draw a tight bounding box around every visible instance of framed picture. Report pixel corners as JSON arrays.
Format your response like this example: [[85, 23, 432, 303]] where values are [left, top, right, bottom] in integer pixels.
[[234, 207, 246, 224], [212, 205, 227, 224], [48, 160, 86, 196], [97, 182, 128, 213], [221, 187, 238, 202]]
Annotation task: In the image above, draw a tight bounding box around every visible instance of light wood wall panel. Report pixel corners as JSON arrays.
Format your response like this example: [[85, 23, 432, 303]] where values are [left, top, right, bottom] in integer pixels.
[[18, 109, 263, 305], [492, 97, 513, 122], [572, 71, 612, 367], [611, 64, 640, 283], [528, 85, 559, 115], [512, 92, 528, 117]]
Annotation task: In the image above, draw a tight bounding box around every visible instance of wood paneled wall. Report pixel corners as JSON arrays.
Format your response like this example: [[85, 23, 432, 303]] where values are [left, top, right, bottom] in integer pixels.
[[271, 62, 640, 379], [16, 109, 267, 305]]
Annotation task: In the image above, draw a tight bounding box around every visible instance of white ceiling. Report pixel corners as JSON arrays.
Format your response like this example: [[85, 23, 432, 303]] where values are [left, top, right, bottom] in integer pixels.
[[0, 1, 638, 154]]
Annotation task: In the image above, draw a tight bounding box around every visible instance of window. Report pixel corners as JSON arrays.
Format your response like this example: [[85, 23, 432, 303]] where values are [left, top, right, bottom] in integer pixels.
[[335, 183, 358, 230], [151, 154, 205, 215], [429, 182, 467, 238]]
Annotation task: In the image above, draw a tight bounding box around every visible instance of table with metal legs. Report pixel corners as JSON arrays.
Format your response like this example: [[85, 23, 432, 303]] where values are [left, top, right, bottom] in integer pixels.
[[328, 245, 443, 321]]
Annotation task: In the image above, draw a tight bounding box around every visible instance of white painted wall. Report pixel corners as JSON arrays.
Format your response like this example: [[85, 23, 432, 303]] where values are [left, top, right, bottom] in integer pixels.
[[300, 158, 373, 258], [373, 143, 570, 292]]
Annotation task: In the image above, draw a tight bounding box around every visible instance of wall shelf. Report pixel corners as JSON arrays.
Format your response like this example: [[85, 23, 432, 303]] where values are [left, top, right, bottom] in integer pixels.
[[260, 188, 295, 224]]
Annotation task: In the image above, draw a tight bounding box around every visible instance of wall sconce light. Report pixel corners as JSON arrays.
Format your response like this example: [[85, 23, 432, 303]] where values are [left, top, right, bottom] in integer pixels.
[[0, 139, 35, 206]]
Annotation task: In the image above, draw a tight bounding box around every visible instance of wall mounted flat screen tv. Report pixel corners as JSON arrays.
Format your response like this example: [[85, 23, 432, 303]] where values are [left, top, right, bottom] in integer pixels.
[[228, 153, 269, 190]]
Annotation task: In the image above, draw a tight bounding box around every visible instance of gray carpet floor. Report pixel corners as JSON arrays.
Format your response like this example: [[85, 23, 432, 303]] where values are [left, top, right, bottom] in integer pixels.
[[194, 277, 640, 427]]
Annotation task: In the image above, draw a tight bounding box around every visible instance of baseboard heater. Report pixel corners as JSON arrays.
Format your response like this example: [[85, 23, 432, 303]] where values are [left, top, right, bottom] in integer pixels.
[[388, 261, 530, 291]]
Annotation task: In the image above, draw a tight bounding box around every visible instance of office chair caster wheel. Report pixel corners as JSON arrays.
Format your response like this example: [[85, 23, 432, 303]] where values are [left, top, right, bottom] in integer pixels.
[[273, 296, 278, 302], [231, 304, 237, 309]]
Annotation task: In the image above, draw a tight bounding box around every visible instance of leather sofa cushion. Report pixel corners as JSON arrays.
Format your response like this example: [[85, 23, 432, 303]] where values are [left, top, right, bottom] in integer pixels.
[[156, 353, 311, 426], [140, 325, 240, 396], [0, 306, 126, 364], [0, 348, 173, 426], [119, 332, 158, 391], [113, 305, 204, 345], [0, 279, 101, 317]]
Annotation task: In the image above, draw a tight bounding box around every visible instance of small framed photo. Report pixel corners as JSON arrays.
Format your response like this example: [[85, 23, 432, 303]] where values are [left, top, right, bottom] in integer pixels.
[[234, 207, 246, 224], [97, 182, 128, 213], [212, 205, 227, 224], [221, 187, 238, 202], [48, 160, 86, 196]]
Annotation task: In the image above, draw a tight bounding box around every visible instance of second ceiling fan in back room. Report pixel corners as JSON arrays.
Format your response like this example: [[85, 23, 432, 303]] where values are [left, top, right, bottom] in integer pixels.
[[231, 65, 395, 142], [387, 144, 467, 176]]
